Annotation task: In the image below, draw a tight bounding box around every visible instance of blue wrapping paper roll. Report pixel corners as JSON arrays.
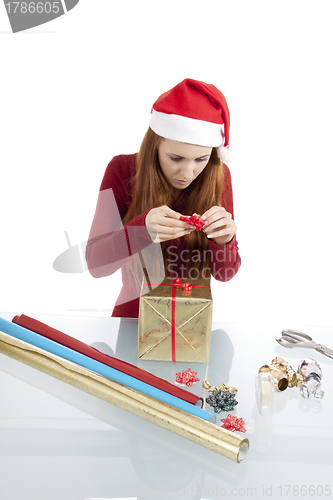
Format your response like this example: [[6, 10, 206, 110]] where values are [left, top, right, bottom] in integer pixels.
[[0, 317, 215, 423]]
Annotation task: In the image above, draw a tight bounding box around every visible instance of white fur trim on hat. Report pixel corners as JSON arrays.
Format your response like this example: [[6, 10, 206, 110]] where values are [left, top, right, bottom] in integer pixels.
[[150, 109, 223, 148]]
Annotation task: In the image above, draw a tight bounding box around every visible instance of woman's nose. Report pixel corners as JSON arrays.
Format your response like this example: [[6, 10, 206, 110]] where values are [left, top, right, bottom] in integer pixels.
[[180, 161, 195, 178]]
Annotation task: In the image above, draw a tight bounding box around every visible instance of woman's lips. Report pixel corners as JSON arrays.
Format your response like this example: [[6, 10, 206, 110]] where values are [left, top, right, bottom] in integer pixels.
[[174, 179, 191, 186]]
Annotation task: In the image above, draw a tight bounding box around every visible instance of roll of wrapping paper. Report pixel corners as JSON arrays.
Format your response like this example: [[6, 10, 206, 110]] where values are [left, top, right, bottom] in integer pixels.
[[0, 330, 249, 462], [12, 314, 203, 408], [0, 317, 212, 422]]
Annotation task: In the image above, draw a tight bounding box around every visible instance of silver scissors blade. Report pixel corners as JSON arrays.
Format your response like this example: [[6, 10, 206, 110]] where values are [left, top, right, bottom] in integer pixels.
[[314, 344, 333, 359], [276, 329, 333, 359]]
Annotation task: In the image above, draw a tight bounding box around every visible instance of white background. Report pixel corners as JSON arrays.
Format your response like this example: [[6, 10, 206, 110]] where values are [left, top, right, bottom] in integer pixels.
[[0, 0, 332, 326]]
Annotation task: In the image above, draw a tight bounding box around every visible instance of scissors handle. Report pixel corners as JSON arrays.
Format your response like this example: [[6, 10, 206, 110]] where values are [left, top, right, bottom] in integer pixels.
[[276, 336, 316, 349], [281, 329, 313, 342]]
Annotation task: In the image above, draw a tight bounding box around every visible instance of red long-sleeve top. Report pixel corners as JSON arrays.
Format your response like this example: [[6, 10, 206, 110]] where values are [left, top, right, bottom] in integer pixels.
[[86, 153, 241, 318]]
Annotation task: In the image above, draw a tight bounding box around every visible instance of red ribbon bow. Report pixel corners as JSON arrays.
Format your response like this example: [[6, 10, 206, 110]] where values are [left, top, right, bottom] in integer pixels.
[[174, 278, 192, 295], [179, 215, 205, 231]]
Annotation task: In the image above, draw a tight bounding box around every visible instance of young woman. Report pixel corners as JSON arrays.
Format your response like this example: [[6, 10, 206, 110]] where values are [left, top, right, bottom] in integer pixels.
[[86, 79, 241, 318]]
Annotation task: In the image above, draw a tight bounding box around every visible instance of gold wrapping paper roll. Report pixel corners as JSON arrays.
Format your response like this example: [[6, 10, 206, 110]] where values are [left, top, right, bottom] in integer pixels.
[[0, 330, 248, 462]]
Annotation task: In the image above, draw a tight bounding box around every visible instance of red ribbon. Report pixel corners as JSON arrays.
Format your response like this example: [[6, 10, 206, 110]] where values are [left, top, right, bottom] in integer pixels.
[[171, 278, 192, 361], [171, 280, 177, 361], [143, 278, 210, 362], [172, 279, 194, 362]]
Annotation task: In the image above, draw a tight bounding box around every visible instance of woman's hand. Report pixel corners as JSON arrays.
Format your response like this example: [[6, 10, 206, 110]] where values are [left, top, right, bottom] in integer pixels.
[[145, 205, 195, 243], [201, 206, 237, 245]]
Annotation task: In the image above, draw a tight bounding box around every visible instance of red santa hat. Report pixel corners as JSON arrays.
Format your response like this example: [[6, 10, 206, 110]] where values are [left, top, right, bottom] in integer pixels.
[[149, 78, 236, 161]]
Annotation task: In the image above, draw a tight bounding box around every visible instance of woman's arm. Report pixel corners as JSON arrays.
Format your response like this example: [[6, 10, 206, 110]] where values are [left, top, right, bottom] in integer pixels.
[[85, 155, 194, 278], [204, 163, 241, 282], [85, 155, 153, 278], [207, 233, 241, 282]]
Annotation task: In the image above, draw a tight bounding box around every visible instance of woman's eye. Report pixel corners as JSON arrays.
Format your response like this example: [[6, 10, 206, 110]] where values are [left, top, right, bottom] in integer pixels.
[[170, 157, 182, 162], [196, 158, 207, 162]]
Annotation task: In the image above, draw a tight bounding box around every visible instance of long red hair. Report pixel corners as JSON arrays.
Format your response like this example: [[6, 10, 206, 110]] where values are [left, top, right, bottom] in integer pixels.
[[123, 128, 225, 277]]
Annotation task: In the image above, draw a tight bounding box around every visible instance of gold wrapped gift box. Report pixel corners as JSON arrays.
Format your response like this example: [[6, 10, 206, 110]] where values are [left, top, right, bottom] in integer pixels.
[[138, 277, 213, 363]]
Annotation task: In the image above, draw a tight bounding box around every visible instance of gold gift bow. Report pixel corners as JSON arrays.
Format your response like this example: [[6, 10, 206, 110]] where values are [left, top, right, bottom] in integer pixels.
[[0, 330, 248, 462], [203, 380, 238, 394]]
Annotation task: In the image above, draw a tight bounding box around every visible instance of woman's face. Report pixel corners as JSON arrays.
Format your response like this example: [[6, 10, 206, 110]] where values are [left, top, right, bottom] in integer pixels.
[[157, 139, 212, 194]]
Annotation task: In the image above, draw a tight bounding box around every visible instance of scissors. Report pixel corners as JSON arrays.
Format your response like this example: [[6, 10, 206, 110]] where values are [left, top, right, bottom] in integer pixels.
[[275, 329, 333, 359]]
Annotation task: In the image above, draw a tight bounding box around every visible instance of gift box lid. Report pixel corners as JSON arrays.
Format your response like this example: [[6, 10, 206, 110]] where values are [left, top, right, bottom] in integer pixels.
[[140, 277, 212, 301]]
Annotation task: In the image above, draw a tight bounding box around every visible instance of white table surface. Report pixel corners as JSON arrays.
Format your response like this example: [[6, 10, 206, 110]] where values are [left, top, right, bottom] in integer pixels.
[[0, 312, 332, 500]]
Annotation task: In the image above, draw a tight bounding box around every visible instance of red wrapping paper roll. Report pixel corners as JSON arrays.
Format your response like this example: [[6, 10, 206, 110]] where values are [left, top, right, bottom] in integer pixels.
[[12, 314, 204, 408]]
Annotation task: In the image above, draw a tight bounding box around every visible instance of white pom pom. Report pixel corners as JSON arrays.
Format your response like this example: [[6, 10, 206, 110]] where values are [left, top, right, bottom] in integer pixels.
[[217, 143, 237, 162]]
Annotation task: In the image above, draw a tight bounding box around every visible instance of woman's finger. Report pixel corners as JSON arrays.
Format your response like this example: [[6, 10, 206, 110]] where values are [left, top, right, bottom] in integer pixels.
[[202, 207, 229, 227], [206, 225, 237, 239], [203, 216, 231, 233], [147, 206, 193, 229], [147, 216, 193, 234], [157, 205, 185, 220], [157, 218, 193, 229], [152, 227, 196, 243], [201, 205, 226, 220]]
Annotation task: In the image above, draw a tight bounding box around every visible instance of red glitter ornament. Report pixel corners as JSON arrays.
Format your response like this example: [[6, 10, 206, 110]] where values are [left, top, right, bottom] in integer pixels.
[[175, 368, 200, 387], [179, 215, 205, 231], [221, 414, 247, 433]]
